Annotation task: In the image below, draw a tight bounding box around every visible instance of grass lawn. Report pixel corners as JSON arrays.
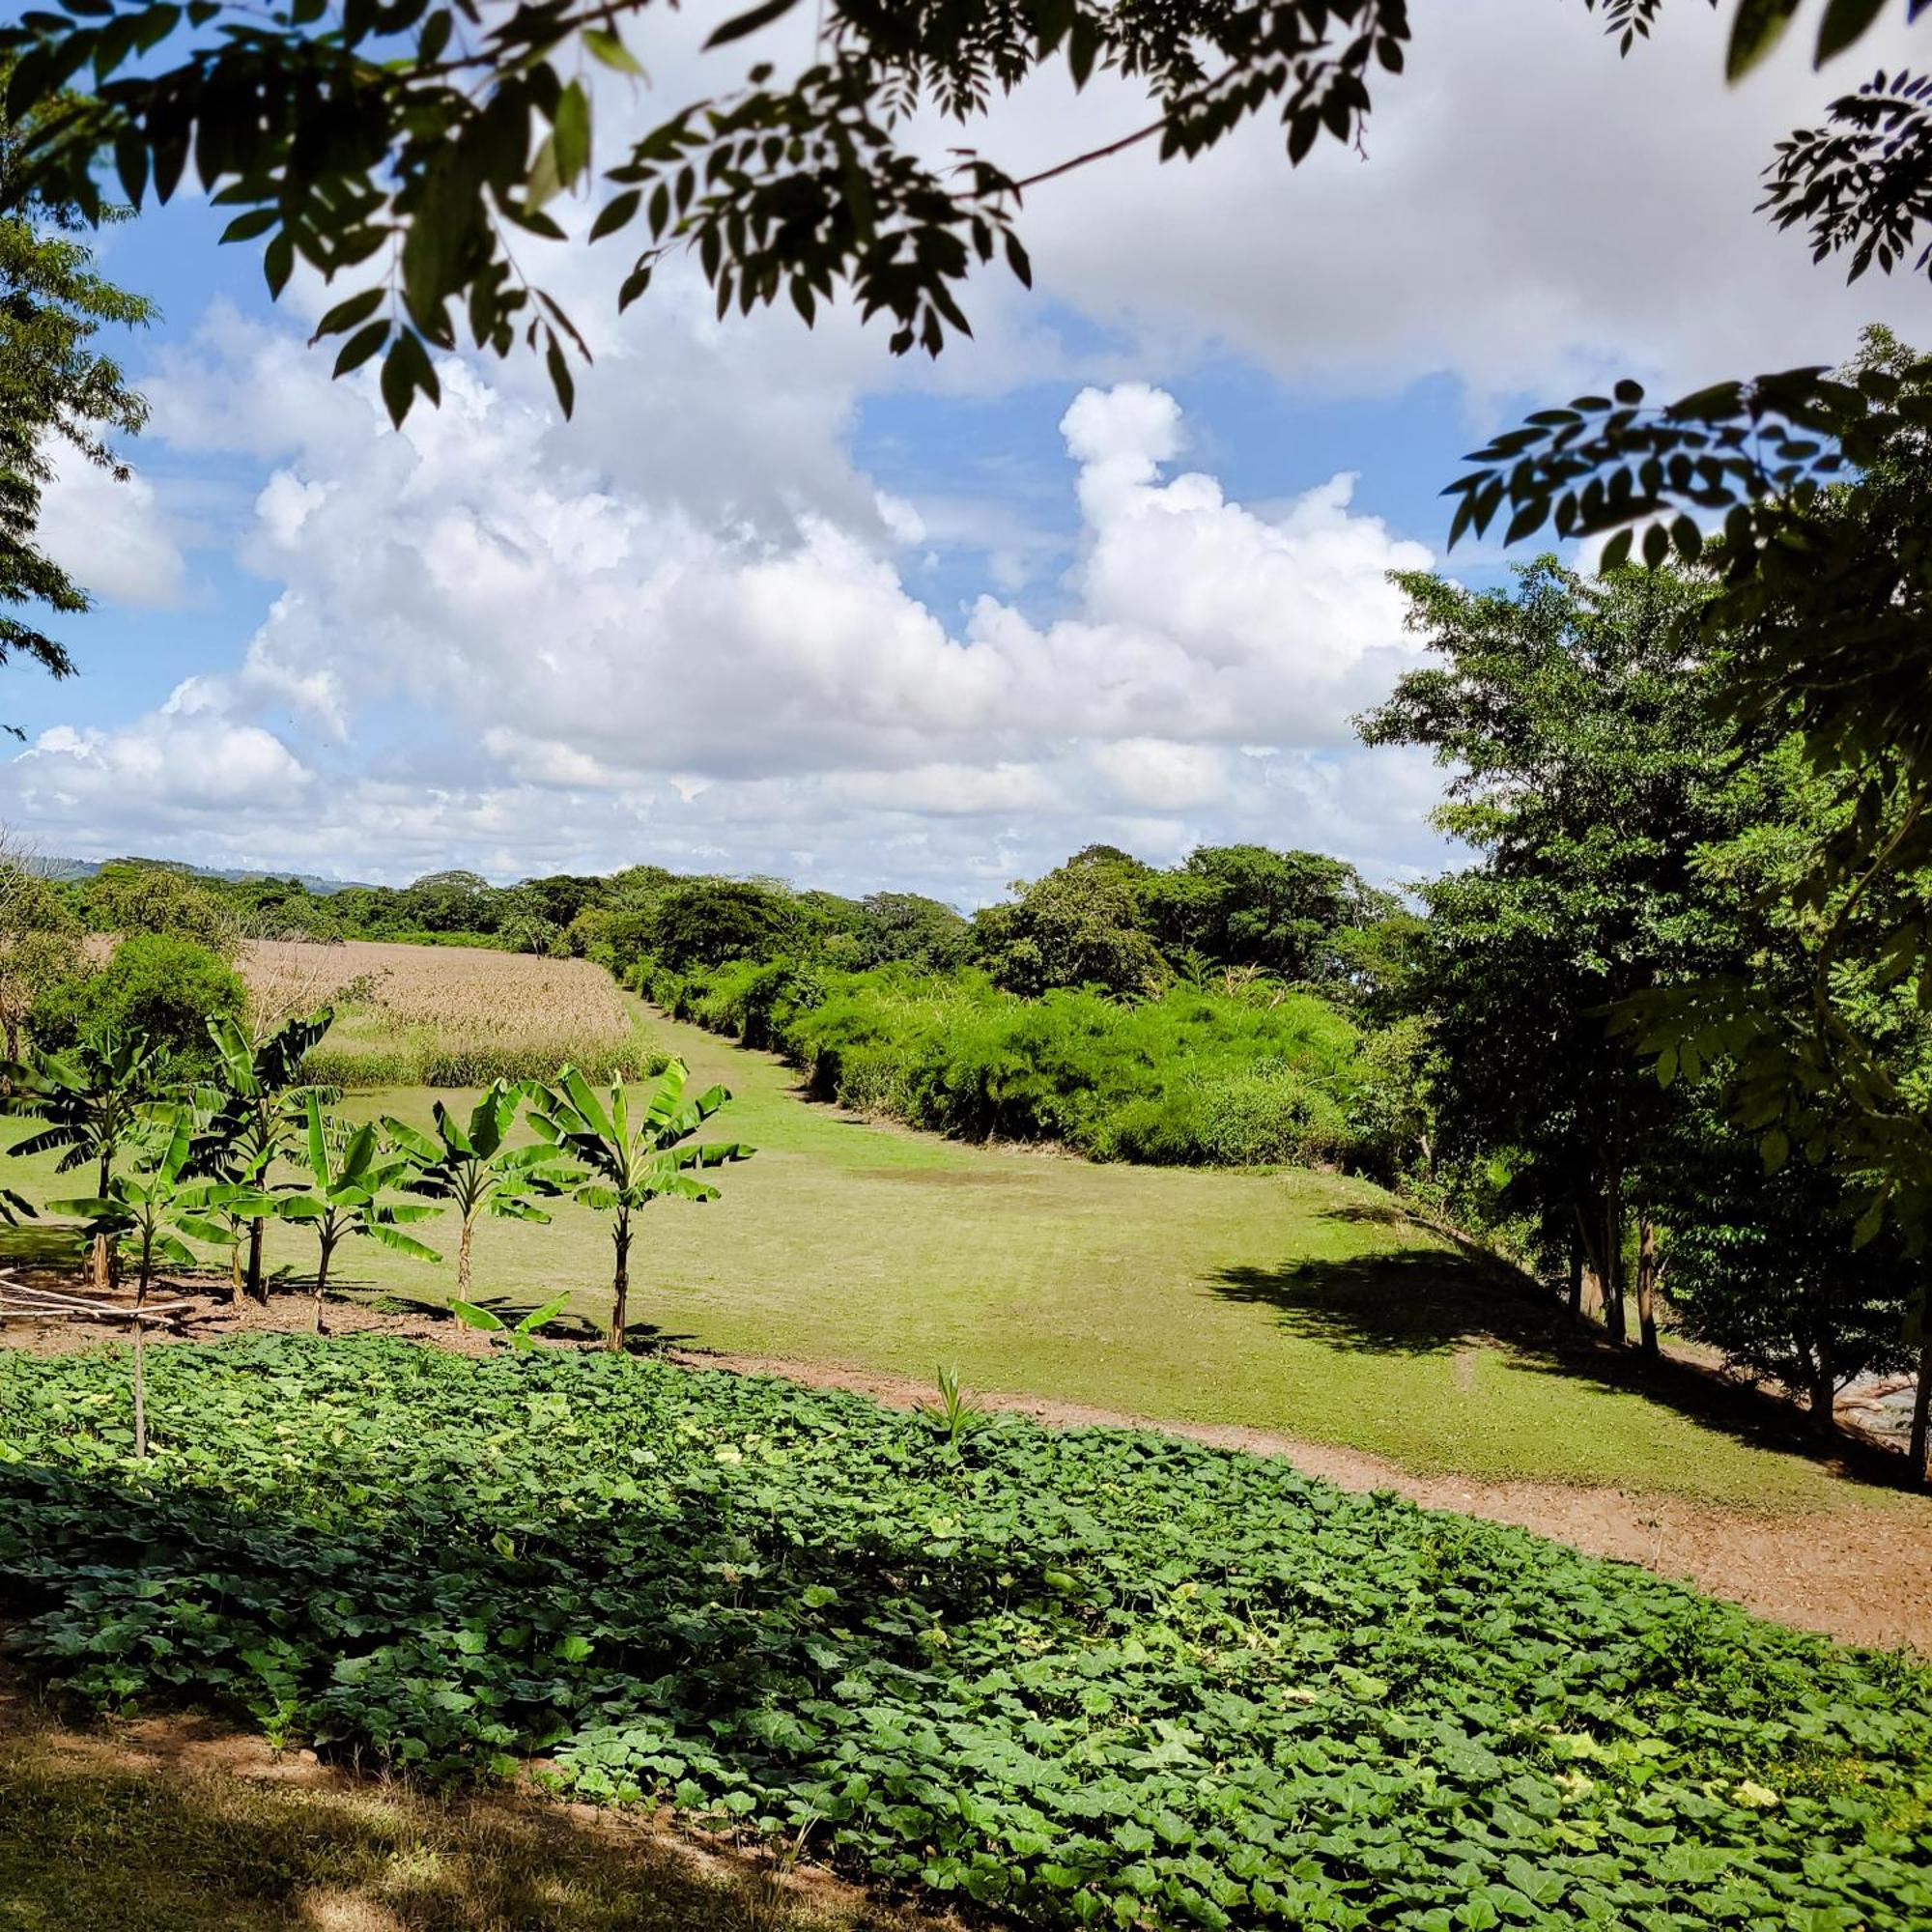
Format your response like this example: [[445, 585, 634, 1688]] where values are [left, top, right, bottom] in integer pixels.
[[0, 1004, 1902, 1511]]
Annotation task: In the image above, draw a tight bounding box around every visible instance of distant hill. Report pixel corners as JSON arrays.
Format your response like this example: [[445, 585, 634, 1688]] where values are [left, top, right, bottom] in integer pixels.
[[44, 856, 372, 895]]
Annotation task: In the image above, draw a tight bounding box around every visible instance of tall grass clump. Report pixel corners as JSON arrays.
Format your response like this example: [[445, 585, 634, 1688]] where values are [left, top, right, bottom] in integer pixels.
[[645, 958, 1387, 1169]]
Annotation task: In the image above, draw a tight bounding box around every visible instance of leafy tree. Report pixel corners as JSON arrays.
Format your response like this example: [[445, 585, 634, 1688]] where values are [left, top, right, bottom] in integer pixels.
[[853, 892, 971, 973], [631, 878, 803, 974], [81, 860, 235, 952], [974, 846, 1167, 1000], [0, 1, 1415, 424], [194, 1008, 334, 1303], [1359, 560, 1737, 1353], [0, 844, 81, 1059], [0, 92, 154, 713], [270, 1094, 441, 1332], [29, 932, 243, 1073], [526, 1061, 753, 1351], [4, 1027, 168, 1287], [384, 1080, 566, 1299], [1142, 844, 1392, 984]]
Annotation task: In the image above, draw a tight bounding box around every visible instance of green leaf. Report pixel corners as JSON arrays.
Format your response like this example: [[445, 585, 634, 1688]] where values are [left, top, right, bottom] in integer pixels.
[[1814, 0, 1888, 64], [703, 0, 801, 49], [583, 26, 644, 75], [1726, 0, 1803, 80]]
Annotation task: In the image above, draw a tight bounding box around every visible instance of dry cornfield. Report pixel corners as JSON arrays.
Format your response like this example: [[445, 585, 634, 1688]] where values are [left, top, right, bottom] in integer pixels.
[[240, 939, 659, 1088]]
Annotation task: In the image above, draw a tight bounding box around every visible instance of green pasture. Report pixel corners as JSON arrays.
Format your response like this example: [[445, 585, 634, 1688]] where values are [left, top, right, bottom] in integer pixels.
[[0, 1006, 1899, 1511]]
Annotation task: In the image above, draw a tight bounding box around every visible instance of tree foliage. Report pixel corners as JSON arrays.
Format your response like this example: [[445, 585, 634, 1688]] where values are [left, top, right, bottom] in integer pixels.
[[0, 93, 154, 711]]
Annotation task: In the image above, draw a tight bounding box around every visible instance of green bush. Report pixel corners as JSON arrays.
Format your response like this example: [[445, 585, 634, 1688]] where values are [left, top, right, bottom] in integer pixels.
[[2, 1338, 1925, 1932], [28, 933, 245, 1073], [646, 956, 1388, 1169]]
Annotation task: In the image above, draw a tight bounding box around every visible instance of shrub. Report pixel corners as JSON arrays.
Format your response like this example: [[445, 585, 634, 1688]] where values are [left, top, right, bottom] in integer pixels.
[[646, 959, 1392, 1171], [29, 933, 245, 1073]]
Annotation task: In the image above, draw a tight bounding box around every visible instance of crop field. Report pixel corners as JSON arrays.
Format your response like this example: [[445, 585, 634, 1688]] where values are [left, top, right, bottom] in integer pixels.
[[1, 1337, 1926, 1932], [240, 940, 659, 1087]]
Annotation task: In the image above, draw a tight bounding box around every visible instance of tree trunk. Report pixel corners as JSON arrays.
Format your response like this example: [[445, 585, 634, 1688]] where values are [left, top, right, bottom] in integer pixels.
[[1808, 1336, 1838, 1436], [229, 1224, 244, 1298], [1634, 1217, 1661, 1360], [245, 1216, 267, 1305], [1908, 1334, 1931, 1491], [458, 1218, 474, 1301], [608, 1210, 631, 1352], [1567, 1239, 1583, 1323]]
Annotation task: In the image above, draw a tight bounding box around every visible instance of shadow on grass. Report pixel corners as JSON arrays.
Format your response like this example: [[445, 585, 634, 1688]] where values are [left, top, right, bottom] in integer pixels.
[[332, 1286, 699, 1355], [1210, 1208, 1912, 1492], [0, 1696, 907, 1932]]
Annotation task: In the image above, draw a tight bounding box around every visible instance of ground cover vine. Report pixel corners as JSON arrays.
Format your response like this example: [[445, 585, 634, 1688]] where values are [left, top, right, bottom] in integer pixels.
[[0, 1336, 1925, 1930]]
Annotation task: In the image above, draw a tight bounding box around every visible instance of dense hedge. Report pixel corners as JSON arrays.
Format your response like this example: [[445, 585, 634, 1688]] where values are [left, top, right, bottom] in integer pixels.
[[1, 1338, 1925, 1931], [643, 957, 1389, 1168]]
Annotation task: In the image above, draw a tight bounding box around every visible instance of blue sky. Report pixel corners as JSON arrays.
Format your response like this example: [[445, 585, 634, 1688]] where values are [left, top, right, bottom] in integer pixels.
[[8, 0, 1926, 900]]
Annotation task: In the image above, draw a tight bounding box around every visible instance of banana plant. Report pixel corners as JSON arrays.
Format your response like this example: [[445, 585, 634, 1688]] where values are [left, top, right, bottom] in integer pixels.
[[272, 1094, 440, 1332], [4, 1029, 171, 1288], [193, 1009, 334, 1304], [381, 1079, 567, 1299], [448, 1291, 572, 1351], [51, 1107, 270, 1305], [526, 1059, 753, 1351]]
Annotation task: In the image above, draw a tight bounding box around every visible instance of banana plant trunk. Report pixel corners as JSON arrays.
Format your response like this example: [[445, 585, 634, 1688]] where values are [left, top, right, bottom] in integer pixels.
[[312, 1230, 338, 1335], [608, 1208, 632, 1352], [246, 1217, 267, 1305], [458, 1217, 474, 1301]]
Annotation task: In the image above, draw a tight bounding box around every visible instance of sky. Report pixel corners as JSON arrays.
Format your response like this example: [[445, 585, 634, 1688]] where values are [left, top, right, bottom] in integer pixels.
[[7, 0, 1928, 904]]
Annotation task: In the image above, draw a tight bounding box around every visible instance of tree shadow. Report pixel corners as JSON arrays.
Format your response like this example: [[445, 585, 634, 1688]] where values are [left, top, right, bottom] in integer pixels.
[[0, 1683, 920, 1930], [1209, 1209, 1914, 1491]]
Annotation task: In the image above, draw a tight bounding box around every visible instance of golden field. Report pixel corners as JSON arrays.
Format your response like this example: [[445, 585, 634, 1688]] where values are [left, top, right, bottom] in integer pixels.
[[240, 939, 659, 1087]]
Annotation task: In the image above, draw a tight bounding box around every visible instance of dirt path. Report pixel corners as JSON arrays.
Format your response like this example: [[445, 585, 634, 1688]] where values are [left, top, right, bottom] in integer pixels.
[[678, 1347, 1932, 1656]]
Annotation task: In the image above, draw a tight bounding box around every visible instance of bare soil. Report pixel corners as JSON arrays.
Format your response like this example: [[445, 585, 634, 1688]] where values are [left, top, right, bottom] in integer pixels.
[[4, 1286, 1925, 1655]]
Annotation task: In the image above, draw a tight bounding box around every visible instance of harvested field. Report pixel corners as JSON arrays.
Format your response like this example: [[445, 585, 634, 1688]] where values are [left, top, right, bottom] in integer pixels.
[[241, 939, 660, 1087]]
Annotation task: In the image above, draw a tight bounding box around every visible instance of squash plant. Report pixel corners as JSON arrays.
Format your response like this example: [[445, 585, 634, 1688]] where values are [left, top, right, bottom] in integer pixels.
[[271, 1094, 441, 1331], [525, 1060, 753, 1350]]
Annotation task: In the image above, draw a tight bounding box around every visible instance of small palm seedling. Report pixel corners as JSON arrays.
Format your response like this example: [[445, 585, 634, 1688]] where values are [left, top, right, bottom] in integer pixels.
[[5, 1029, 170, 1287], [383, 1079, 566, 1298], [449, 1292, 572, 1351], [194, 1009, 334, 1303], [526, 1059, 753, 1350], [272, 1094, 441, 1331], [928, 1364, 989, 1452]]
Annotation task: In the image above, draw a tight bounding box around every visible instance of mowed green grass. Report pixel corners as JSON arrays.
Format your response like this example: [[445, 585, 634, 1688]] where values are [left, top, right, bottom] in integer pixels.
[[0, 1004, 1895, 1512]]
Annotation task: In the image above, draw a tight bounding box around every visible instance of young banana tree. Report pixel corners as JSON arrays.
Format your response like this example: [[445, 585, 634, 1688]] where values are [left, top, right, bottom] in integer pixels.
[[272, 1094, 441, 1332], [52, 1106, 271, 1460], [526, 1060, 753, 1351], [194, 1009, 334, 1304], [381, 1079, 565, 1299], [4, 1030, 171, 1288], [52, 1108, 270, 1305]]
